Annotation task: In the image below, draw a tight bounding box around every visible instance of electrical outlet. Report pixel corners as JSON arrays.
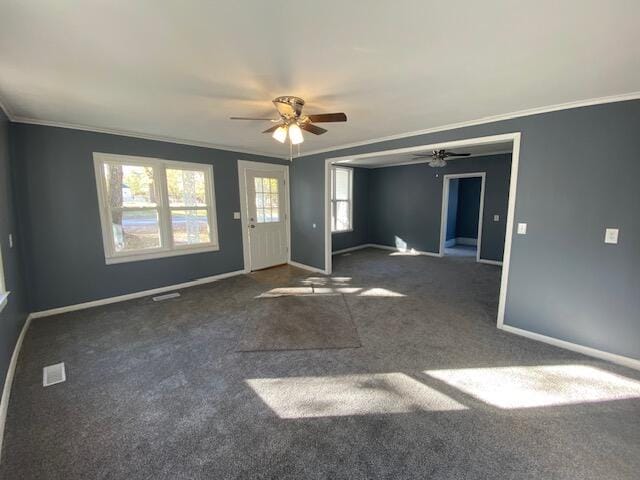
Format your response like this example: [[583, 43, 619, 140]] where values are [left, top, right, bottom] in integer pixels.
[[233, 212, 241, 219], [517, 223, 527, 235], [604, 228, 619, 244], [493, 215, 500, 222]]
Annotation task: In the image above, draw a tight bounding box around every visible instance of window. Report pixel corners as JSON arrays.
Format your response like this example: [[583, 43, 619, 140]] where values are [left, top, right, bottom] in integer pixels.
[[254, 177, 281, 223], [331, 166, 353, 232], [93, 153, 218, 264]]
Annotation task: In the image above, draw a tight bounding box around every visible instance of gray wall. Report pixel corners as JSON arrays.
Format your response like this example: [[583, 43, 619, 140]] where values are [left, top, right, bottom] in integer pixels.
[[331, 167, 369, 252], [446, 179, 459, 241], [290, 100, 640, 360], [456, 177, 482, 239], [11, 124, 283, 312], [0, 111, 28, 391], [366, 154, 511, 261]]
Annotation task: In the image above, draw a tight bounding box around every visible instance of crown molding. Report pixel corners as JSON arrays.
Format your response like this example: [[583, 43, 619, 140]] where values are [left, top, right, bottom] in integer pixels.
[[299, 91, 640, 158], [3, 91, 640, 160], [9, 114, 288, 159]]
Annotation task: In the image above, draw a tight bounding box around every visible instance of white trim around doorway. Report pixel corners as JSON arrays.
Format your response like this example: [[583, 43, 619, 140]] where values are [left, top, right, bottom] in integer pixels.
[[324, 132, 522, 330], [439, 172, 486, 263], [237, 160, 291, 273]]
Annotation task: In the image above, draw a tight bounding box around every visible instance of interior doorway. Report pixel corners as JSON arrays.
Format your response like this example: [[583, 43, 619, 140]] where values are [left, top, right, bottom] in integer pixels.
[[324, 132, 521, 328], [439, 172, 486, 262]]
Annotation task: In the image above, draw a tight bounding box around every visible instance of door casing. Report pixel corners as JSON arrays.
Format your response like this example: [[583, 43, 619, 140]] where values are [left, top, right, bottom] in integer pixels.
[[238, 160, 291, 272]]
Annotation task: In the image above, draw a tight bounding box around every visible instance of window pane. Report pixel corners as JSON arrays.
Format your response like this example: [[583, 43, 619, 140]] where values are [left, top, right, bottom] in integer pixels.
[[254, 177, 281, 223], [336, 201, 350, 231], [167, 169, 207, 207], [104, 164, 157, 208], [334, 169, 350, 200], [171, 209, 211, 245], [112, 210, 161, 252]]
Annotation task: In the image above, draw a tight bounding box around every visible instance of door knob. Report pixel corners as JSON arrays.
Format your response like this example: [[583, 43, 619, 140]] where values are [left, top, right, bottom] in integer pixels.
[[250, 224, 256, 228]]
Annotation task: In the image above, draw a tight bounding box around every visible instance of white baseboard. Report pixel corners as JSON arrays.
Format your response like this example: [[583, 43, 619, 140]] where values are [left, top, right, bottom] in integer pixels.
[[288, 260, 327, 274], [368, 243, 441, 257], [478, 258, 503, 266], [444, 239, 456, 248], [30, 270, 245, 319], [332, 244, 370, 255], [499, 324, 640, 371], [455, 237, 478, 246], [0, 314, 32, 457]]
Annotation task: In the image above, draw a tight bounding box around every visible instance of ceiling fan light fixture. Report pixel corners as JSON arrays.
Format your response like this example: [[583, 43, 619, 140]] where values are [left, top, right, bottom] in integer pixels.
[[288, 123, 304, 145], [272, 125, 287, 143], [429, 158, 447, 168]]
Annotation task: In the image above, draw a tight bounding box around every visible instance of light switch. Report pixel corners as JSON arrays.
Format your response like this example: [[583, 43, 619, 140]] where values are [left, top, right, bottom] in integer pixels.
[[312, 223, 317, 229], [8, 234, 13, 248], [233, 212, 241, 220], [517, 223, 527, 235], [604, 228, 619, 244], [493, 215, 500, 222]]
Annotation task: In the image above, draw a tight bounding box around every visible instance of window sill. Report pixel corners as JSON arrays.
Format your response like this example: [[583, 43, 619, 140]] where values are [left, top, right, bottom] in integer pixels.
[[106, 244, 220, 265], [0, 291, 10, 315]]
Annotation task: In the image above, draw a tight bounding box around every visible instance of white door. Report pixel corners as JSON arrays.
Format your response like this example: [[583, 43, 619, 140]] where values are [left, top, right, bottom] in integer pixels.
[[244, 168, 288, 271]]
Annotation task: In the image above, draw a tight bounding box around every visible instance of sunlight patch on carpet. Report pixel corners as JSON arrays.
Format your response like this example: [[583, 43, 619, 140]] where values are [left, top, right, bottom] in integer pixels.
[[247, 373, 467, 418], [425, 365, 640, 409]]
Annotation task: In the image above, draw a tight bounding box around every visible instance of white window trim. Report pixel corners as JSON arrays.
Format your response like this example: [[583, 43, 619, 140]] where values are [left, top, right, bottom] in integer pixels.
[[93, 152, 219, 265], [0, 244, 8, 314], [330, 166, 353, 233]]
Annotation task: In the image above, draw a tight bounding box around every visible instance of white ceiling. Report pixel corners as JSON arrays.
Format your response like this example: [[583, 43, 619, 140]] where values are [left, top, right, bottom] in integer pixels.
[[1, 1, 639, 158], [334, 142, 513, 168]]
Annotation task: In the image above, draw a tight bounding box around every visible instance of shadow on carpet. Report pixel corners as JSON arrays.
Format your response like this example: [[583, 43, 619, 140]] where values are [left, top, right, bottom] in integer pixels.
[[238, 293, 361, 352]]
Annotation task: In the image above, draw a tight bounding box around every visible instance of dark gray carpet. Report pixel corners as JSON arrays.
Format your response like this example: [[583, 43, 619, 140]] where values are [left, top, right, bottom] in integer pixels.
[[2, 248, 639, 479], [238, 294, 361, 351]]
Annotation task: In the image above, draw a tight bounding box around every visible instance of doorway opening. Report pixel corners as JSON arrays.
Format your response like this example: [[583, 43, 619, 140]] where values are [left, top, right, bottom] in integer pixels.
[[439, 173, 485, 262], [324, 132, 521, 328]]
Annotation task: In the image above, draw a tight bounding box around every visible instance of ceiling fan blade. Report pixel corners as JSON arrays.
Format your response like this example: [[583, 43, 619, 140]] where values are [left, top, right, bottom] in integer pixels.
[[443, 152, 471, 158], [412, 154, 436, 158], [262, 124, 282, 134], [230, 116, 278, 121], [300, 123, 328, 135], [306, 113, 347, 123]]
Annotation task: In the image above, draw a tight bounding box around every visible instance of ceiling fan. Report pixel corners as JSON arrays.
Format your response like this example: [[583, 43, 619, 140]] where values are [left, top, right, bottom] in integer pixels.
[[413, 149, 471, 168], [230, 96, 347, 146]]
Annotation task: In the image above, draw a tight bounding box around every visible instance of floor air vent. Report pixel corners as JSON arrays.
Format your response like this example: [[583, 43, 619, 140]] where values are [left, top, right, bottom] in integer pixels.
[[43, 362, 66, 387], [152, 292, 181, 302]]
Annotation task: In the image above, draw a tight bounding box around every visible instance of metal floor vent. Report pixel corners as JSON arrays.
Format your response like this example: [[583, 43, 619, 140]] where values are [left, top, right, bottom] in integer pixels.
[[43, 362, 66, 387], [152, 292, 181, 302]]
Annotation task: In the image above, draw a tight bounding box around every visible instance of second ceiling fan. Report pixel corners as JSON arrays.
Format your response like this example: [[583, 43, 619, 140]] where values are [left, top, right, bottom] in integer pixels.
[[413, 149, 471, 167], [230, 96, 347, 145]]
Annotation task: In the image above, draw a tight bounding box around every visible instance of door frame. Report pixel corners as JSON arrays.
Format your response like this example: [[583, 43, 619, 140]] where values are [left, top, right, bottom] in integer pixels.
[[324, 132, 521, 329], [438, 172, 486, 262], [237, 160, 291, 273]]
